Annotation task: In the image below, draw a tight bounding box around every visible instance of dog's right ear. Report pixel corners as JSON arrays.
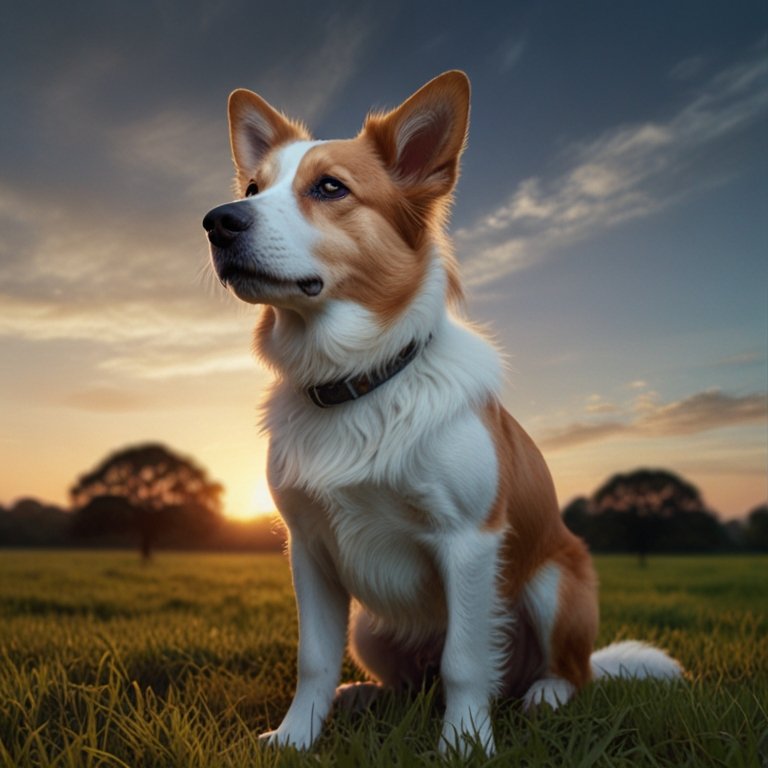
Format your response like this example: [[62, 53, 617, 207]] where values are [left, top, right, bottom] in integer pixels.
[[228, 90, 309, 175]]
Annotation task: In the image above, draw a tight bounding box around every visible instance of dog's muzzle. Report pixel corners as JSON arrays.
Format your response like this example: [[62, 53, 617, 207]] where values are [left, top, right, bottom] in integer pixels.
[[202, 202, 253, 248]]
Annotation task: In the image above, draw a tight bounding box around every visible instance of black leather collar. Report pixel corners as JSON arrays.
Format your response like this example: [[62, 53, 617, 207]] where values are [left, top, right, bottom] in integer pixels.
[[306, 335, 432, 408]]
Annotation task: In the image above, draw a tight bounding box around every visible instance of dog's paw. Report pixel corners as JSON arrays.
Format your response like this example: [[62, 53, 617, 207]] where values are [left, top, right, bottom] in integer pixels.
[[439, 706, 495, 757], [523, 677, 576, 711], [439, 726, 496, 758]]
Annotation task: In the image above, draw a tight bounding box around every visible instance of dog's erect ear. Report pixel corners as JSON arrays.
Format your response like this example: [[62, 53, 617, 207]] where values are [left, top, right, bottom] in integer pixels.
[[228, 89, 308, 173], [362, 71, 470, 196]]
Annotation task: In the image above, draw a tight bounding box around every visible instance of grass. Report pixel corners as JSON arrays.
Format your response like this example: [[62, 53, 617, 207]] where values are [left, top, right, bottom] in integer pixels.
[[0, 551, 766, 767]]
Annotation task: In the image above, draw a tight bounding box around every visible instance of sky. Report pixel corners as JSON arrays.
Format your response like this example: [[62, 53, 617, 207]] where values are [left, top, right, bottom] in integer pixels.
[[1, 1, 766, 521]]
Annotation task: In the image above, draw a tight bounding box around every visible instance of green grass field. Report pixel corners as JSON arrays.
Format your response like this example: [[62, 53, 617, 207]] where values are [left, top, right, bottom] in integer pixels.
[[0, 551, 765, 767]]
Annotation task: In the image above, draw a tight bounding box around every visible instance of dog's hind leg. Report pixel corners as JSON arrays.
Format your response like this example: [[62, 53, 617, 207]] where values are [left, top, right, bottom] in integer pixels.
[[521, 539, 598, 710], [336, 605, 441, 715], [344, 603, 443, 698]]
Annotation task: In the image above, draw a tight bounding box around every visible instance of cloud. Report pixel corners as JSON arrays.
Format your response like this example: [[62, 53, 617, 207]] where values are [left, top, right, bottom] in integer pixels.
[[669, 55, 707, 82], [641, 390, 767, 436], [539, 388, 767, 450], [586, 402, 619, 413], [0, 173, 250, 358], [539, 420, 628, 450], [458, 45, 768, 287], [715, 350, 765, 367], [0, 6, 377, 344], [248, 10, 375, 127], [114, 109, 231, 206], [0, 177, 261, 383], [0, 289, 238, 343], [60, 387, 157, 413], [498, 37, 527, 73], [99, 347, 258, 381]]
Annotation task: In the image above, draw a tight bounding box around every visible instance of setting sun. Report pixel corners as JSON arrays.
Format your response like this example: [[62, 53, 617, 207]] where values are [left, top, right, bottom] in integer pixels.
[[246, 480, 276, 520]]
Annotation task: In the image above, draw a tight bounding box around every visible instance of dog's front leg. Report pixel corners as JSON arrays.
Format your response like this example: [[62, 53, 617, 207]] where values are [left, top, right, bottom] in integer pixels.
[[261, 535, 349, 750], [434, 530, 501, 756]]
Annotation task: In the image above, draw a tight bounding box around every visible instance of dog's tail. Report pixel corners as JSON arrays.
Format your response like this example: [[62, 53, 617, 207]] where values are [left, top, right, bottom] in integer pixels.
[[590, 640, 682, 681]]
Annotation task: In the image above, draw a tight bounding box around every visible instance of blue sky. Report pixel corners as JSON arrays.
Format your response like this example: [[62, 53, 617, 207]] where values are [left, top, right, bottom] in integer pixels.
[[1, 1, 766, 519]]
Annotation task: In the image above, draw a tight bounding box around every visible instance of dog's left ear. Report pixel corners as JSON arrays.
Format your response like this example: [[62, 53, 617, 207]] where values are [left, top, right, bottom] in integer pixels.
[[363, 71, 470, 197], [228, 89, 308, 176]]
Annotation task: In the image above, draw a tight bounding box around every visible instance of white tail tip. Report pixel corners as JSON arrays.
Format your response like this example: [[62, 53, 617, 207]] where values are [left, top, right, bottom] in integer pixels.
[[591, 640, 683, 681]]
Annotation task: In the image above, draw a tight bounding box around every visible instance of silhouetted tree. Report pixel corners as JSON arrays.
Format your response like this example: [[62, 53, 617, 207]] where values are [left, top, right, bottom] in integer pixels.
[[593, 469, 708, 564], [564, 468, 728, 561], [0, 498, 70, 546], [561, 496, 593, 540], [744, 504, 768, 551], [70, 495, 136, 542], [70, 443, 223, 560]]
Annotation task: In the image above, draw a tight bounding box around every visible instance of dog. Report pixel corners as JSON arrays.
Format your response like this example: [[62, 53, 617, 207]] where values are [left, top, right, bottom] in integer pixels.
[[202, 71, 681, 754]]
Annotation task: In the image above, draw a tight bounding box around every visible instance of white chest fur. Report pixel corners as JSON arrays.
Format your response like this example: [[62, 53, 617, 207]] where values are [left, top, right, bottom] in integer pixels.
[[265, 318, 502, 641], [261, 261, 504, 642], [317, 485, 446, 637]]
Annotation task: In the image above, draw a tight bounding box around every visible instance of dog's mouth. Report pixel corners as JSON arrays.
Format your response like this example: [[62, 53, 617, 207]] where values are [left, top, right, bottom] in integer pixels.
[[217, 263, 324, 298]]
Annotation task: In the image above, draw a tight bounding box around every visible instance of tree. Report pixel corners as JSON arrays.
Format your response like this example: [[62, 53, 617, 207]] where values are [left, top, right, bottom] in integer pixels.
[[594, 469, 705, 517], [70, 443, 223, 560], [0, 498, 70, 546], [567, 468, 727, 562], [561, 496, 593, 540], [744, 504, 768, 551]]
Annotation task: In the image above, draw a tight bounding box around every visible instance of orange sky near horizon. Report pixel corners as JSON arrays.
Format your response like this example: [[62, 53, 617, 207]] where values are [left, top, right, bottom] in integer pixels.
[[2, 315, 765, 523]]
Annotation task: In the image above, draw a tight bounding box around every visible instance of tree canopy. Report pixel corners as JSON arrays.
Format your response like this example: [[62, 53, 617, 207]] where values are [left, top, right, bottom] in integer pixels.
[[70, 443, 223, 559], [593, 469, 705, 517], [744, 504, 768, 551], [71, 443, 222, 514], [563, 468, 732, 558]]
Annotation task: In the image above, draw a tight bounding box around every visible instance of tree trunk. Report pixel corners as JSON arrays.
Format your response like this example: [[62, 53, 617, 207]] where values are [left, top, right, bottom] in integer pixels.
[[140, 528, 152, 562]]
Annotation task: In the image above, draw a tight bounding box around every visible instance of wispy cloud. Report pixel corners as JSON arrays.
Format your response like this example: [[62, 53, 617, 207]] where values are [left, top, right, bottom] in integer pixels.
[[458, 45, 768, 286], [540, 420, 628, 450], [641, 389, 767, 435], [0, 7, 376, 358], [669, 55, 707, 82], [585, 394, 619, 414], [253, 10, 374, 126], [60, 386, 159, 413], [497, 36, 527, 73], [714, 350, 765, 368], [0, 292, 241, 346], [0, 169, 245, 355], [539, 388, 767, 451], [115, 109, 231, 207], [99, 346, 258, 381]]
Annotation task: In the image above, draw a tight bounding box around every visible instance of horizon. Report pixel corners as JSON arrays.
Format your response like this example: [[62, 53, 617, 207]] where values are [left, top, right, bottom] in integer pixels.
[[1, 1, 766, 522], [2, 464, 764, 523]]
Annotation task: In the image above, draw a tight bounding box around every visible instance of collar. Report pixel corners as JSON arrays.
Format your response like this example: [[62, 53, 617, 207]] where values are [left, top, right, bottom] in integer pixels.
[[306, 335, 432, 408]]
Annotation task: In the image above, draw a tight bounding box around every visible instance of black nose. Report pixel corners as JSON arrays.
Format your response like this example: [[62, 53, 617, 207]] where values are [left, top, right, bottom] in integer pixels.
[[202, 202, 253, 247]]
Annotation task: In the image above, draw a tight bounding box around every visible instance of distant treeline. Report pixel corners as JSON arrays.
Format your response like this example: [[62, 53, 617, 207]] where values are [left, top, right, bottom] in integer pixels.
[[562, 469, 767, 557], [2, 490, 767, 555], [0, 498, 287, 551], [2, 444, 766, 556]]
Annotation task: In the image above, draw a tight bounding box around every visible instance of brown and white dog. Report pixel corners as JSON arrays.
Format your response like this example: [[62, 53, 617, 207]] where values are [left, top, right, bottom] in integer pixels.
[[203, 71, 681, 754]]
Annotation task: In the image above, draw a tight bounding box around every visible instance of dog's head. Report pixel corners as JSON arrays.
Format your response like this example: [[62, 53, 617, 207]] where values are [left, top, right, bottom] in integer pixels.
[[203, 71, 469, 324]]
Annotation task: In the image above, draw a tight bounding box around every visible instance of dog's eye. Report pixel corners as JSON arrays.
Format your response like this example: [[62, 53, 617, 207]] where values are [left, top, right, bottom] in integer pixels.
[[245, 182, 259, 197], [315, 177, 349, 200]]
